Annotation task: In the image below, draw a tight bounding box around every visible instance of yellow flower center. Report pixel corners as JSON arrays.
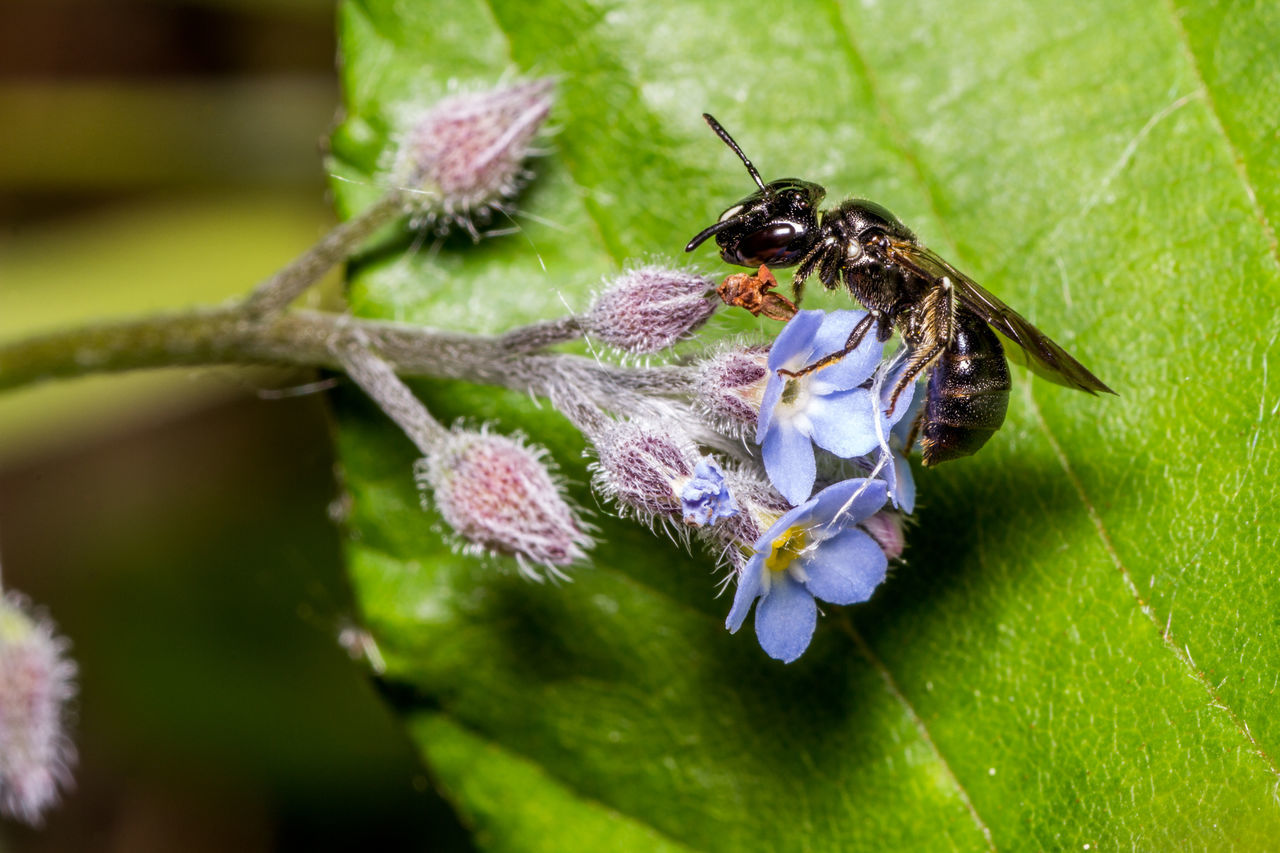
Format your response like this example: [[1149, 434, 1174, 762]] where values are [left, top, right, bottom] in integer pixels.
[[764, 525, 809, 574]]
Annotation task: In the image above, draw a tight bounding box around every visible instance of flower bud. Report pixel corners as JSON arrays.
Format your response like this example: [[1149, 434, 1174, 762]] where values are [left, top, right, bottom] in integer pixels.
[[589, 418, 738, 528], [694, 344, 770, 439], [590, 419, 698, 523], [0, 593, 77, 827], [416, 428, 592, 581], [584, 265, 717, 354], [860, 509, 906, 561], [395, 77, 556, 234]]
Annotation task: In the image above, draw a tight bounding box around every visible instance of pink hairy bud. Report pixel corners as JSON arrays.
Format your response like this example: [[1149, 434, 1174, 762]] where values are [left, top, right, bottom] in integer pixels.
[[590, 420, 700, 522], [695, 345, 770, 438], [584, 265, 718, 354], [861, 510, 906, 561], [416, 428, 591, 581], [396, 77, 556, 233], [0, 593, 77, 827]]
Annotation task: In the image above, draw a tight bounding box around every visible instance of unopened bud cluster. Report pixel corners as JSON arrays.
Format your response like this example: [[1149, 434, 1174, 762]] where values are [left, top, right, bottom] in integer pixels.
[[415, 428, 592, 581], [693, 344, 770, 439], [701, 469, 790, 575], [584, 266, 718, 354], [0, 593, 77, 827], [395, 77, 555, 234], [590, 419, 699, 523], [861, 510, 906, 561]]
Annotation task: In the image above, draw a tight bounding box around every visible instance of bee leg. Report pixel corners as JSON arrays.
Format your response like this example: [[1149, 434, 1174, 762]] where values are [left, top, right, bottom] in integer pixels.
[[886, 341, 943, 413], [778, 311, 878, 379], [791, 241, 826, 304], [875, 311, 893, 342], [885, 280, 954, 412], [817, 249, 841, 289], [794, 236, 844, 301]]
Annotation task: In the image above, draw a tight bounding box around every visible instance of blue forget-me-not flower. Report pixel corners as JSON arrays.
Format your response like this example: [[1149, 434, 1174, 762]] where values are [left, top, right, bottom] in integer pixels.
[[680, 457, 738, 527], [757, 310, 915, 505], [726, 478, 890, 663]]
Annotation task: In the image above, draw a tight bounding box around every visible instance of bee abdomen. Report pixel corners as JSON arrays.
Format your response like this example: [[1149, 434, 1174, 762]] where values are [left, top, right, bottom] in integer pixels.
[[920, 315, 1011, 466]]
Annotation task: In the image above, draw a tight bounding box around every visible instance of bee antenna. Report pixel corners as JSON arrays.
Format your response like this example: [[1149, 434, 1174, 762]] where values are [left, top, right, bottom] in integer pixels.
[[702, 113, 767, 193]]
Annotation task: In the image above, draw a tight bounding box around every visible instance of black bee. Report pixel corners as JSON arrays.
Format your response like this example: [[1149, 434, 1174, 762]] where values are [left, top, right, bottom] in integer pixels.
[[686, 114, 1114, 466]]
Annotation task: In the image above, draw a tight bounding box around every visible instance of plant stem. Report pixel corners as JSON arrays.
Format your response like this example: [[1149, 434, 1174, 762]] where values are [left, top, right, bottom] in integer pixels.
[[241, 189, 407, 317], [0, 308, 690, 414], [497, 316, 584, 352], [336, 341, 447, 454]]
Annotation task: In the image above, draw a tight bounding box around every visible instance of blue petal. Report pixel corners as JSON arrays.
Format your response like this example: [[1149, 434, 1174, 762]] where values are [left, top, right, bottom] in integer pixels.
[[807, 478, 889, 529], [807, 388, 879, 458], [725, 555, 765, 633], [762, 423, 817, 505], [767, 310, 825, 371], [692, 457, 722, 482], [808, 311, 883, 392], [808, 310, 864, 359], [681, 458, 737, 526], [808, 351, 883, 393], [890, 380, 926, 445], [755, 369, 786, 443], [755, 572, 817, 663], [880, 363, 919, 428], [800, 528, 888, 605], [889, 449, 915, 513]]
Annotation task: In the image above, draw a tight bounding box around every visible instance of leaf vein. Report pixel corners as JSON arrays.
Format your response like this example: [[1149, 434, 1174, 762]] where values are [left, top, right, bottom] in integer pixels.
[[825, 0, 961, 250], [1161, 0, 1280, 271], [1026, 388, 1280, 781], [837, 614, 998, 852]]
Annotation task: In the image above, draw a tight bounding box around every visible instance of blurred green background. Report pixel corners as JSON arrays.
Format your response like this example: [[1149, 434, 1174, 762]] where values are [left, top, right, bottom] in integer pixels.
[[0, 0, 468, 849]]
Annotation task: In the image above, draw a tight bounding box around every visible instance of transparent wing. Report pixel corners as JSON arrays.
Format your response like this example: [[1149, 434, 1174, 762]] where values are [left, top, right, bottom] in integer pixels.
[[884, 240, 1116, 395]]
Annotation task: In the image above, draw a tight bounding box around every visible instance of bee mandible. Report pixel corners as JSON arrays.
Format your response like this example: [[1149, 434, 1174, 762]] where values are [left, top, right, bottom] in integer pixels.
[[685, 114, 1115, 466]]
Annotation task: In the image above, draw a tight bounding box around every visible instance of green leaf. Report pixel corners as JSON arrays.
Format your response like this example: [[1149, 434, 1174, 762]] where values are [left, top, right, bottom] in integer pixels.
[[329, 0, 1280, 848]]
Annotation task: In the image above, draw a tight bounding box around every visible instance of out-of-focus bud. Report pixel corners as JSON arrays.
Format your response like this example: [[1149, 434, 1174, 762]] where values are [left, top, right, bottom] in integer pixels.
[[395, 77, 556, 234], [590, 419, 736, 528], [860, 509, 906, 561], [415, 428, 592, 581], [0, 593, 77, 827], [584, 265, 718, 354], [694, 344, 770, 439]]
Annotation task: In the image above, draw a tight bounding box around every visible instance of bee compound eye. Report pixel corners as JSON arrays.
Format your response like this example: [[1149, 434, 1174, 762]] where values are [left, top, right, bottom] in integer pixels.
[[732, 223, 798, 263]]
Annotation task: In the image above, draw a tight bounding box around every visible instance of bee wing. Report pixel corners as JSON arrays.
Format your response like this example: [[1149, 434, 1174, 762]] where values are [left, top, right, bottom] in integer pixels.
[[885, 241, 1116, 395]]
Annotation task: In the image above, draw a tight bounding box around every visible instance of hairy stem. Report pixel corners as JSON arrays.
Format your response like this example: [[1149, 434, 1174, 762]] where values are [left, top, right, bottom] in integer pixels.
[[0, 308, 691, 415], [337, 341, 447, 453], [241, 189, 407, 317], [498, 316, 584, 352]]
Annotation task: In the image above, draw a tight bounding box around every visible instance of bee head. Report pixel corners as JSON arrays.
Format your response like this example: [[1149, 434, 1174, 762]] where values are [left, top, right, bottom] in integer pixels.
[[685, 115, 825, 268]]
